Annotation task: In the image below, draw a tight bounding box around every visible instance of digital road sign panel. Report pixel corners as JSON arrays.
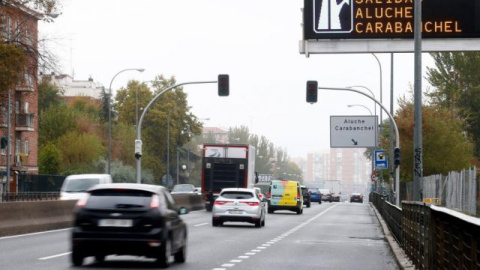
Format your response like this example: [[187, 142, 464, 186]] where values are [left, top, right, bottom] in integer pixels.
[[303, 0, 480, 39]]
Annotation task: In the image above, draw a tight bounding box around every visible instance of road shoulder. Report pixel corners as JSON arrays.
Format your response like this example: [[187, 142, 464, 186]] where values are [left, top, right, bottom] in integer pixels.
[[370, 203, 415, 270]]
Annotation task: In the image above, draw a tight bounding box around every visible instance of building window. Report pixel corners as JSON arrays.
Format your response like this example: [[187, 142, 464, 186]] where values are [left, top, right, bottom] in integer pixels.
[[24, 140, 29, 156], [24, 102, 29, 113], [15, 139, 20, 154], [15, 101, 19, 114]]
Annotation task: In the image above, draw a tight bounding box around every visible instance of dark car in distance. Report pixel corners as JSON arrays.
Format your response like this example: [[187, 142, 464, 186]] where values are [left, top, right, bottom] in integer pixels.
[[319, 189, 333, 203], [301, 186, 311, 208], [71, 183, 188, 268], [308, 188, 322, 204], [350, 193, 364, 203]]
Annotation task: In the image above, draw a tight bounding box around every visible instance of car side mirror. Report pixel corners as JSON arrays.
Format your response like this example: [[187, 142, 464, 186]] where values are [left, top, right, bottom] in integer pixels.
[[178, 207, 189, 215]]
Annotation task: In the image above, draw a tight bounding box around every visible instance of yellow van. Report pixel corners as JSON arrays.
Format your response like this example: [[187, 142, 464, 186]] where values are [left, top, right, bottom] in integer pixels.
[[267, 180, 303, 214]]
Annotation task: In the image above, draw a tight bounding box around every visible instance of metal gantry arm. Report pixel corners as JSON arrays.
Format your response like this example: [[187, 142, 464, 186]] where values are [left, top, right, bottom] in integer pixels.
[[135, 80, 217, 184], [318, 86, 401, 206]]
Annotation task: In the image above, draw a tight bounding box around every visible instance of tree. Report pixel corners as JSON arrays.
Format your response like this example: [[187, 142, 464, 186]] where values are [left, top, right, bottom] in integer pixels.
[[37, 78, 62, 113], [0, 44, 26, 95], [385, 97, 474, 180], [98, 89, 110, 123], [38, 142, 61, 174], [426, 52, 480, 158], [6, 1, 61, 16], [228, 125, 250, 143], [57, 131, 106, 174], [38, 103, 77, 146]]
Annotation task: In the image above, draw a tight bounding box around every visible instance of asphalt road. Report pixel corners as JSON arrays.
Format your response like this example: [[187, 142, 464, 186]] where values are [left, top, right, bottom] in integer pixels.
[[0, 201, 399, 270]]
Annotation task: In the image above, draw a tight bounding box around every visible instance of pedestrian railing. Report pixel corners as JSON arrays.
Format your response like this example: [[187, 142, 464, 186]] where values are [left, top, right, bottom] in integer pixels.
[[372, 192, 480, 270]]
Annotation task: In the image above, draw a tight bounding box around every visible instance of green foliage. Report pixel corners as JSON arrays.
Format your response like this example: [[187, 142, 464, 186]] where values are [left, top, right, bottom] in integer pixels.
[[38, 79, 63, 113], [38, 142, 62, 174], [427, 52, 480, 159], [0, 44, 26, 94], [228, 125, 250, 143], [114, 76, 201, 181], [69, 97, 99, 119], [386, 97, 474, 180], [38, 103, 77, 146], [57, 131, 105, 173], [98, 89, 110, 123]]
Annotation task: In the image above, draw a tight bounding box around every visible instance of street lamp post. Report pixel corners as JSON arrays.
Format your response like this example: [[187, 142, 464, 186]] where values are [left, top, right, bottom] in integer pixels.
[[136, 80, 218, 184], [318, 86, 401, 206], [108, 68, 145, 174], [347, 104, 373, 116]]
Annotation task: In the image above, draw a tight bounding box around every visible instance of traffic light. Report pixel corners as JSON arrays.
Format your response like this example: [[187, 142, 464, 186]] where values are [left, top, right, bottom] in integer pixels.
[[394, 148, 401, 167], [218, 74, 229, 96], [306, 80, 318, 103], [135, 140, 142, 159]]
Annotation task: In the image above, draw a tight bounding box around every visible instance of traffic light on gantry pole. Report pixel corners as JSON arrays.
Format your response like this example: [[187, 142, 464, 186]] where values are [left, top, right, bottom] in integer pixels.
[[306, 81, 318, 104]]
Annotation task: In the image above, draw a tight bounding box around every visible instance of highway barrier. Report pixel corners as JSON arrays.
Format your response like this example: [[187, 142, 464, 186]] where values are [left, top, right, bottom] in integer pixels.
[[172, 193, 205, 211], [0, 200, 76, 237], [0, 193, 204, 237]]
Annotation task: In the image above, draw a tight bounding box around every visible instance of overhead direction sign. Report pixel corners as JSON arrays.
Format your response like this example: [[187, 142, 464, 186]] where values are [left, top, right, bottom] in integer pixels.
[[301, 0, 480, 53], [330, 115, 377, 148], [374, 149, 388, 170]]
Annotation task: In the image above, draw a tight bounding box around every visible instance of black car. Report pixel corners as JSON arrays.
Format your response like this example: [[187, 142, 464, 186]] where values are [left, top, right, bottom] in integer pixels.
[[71, 183, 188, 267], [301, 186, 311, 208], [350, 193, 364, 203]]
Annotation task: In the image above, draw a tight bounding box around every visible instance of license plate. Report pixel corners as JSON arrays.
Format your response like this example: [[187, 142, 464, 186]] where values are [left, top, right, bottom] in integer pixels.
[[229, 210, 243, 214], [98, 219, 133, 227]]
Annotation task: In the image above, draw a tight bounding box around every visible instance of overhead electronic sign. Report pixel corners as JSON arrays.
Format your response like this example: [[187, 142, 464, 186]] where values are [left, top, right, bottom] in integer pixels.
[[303, 0, 480, 40]]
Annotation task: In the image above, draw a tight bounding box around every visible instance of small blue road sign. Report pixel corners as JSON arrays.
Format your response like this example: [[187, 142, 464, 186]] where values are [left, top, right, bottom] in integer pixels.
[[374, 149, 388, 170]]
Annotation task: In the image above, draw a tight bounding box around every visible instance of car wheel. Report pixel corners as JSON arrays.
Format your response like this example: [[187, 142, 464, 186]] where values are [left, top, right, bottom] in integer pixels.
[[307, 202, 311, 208], [71, 248, 84, 267], [157, 237, 171, 268], [319, 201, 322, 204], [261, 217, 265, 227], [174, 234, 187, 263], [212, 218, 219, 227], [296, 208, 301, 215], [95, 254, 105, 263], [268, 208, 274, 214]]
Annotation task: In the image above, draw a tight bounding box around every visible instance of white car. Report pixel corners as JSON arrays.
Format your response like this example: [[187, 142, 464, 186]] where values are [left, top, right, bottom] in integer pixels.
[[60, 174, 112, 201], [212, 188, 266, 228]]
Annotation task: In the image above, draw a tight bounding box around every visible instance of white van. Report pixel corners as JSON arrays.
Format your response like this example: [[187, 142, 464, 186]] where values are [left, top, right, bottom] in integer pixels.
[[60, 174, 112, 200]]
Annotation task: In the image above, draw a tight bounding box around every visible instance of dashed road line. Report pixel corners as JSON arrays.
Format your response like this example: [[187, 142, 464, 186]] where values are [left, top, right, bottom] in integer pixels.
[[38, 252, 71, 261], [211, 204, 340, 270], [194, 223, 209, 227]]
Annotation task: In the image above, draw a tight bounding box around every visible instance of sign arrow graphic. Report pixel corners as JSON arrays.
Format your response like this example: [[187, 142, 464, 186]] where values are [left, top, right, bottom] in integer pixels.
[[351, 139, 358, 145]]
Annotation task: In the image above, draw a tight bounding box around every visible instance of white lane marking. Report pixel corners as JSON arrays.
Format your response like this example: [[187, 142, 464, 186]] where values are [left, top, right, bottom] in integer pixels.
[[194, 223, 209, 227], [0, 228, 70, 241], [222, 263, 235, 267], [230, 260, 242, 263], [257, 246, 267, 249], [263, 243, 272, 246], [251, 249, 261, 252], [238, 256, 249, 259], [245, 252, 255, 255], [212, 268, 226, 270], [38, 252, 71, 260]]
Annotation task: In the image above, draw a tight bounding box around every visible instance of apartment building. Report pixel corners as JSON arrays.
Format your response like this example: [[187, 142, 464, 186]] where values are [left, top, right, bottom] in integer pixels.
[[0, 3, 41, 191]]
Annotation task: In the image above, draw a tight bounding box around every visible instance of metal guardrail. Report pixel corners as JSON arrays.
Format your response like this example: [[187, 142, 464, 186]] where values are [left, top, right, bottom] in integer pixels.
[[1, 192, 60, 202], [373, 192, 480, 269], [403, 201, 431, 270], [371, 193, 403, 244]]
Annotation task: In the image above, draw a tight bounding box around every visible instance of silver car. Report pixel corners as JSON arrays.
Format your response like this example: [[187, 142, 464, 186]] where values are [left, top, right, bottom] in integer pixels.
[[212, 188, 266, 228]]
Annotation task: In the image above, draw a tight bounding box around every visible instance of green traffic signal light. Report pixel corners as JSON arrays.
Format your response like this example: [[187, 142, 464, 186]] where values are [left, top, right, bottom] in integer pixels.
[[218, 74, 229, 96], [306, 81, 318, 103]]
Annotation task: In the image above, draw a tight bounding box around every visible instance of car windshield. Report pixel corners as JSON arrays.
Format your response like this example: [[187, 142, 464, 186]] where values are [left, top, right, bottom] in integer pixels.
[[172, 185, 195, 192], [64, 178, 100, 192], [221, 191, 254, 199]]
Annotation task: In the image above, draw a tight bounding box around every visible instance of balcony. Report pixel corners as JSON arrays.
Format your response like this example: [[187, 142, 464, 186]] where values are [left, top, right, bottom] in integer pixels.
[[0, 114, 6, 128], [15, 113, 34, 131], [15, 73, 35, 92]]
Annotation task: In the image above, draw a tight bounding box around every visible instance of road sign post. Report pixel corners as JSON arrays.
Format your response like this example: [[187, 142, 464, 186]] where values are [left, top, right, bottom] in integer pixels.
[[374, 149, 388, 170]]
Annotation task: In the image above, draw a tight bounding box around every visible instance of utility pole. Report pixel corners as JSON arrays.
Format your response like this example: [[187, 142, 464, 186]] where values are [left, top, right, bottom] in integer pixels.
[[413, 0, 423, 201]]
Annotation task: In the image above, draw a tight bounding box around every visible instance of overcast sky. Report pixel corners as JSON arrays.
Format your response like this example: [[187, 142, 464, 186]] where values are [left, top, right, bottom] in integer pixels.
[[40, 0, 435, 158]]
